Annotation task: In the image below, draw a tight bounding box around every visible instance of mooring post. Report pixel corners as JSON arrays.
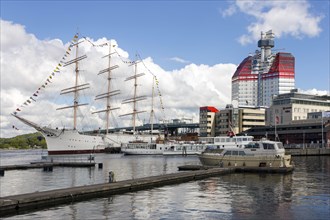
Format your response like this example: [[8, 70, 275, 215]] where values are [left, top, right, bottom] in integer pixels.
[[43, 166, 53, 172], [0, 169, 4, 177]]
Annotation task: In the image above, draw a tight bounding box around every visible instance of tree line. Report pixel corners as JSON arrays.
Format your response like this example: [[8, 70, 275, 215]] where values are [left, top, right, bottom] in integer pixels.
[[0, 132, 47, 149]]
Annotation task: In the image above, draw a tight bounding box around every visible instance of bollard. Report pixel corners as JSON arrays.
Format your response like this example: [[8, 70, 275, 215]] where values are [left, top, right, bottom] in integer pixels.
[[0, 169, 4, 177], [43, 166, 53, 172], [98, 163, 103, 169]]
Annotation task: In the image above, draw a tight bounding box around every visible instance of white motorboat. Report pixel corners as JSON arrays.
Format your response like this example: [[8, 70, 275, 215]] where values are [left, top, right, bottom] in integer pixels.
[[198, 139, 293, 168]]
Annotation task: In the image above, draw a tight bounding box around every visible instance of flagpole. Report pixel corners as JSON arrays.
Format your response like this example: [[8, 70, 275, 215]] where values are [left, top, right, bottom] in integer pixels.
[[274, 113, 279, 141], [321, 112, 324, 148]]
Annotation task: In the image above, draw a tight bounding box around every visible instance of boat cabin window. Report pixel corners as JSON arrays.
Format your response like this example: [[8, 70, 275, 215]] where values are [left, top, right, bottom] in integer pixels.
[[232, 151, 238, 156], [239, 151, 246, 156], [147, 144, 155, 149], [223, 150, 245, 156], [263, 143, 275, 150], [245, 143, 260, 149], [224, 151, 232, 156]]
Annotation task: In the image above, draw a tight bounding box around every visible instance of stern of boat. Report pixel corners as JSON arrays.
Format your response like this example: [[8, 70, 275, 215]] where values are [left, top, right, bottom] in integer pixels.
[[282, 154, 293, 168]]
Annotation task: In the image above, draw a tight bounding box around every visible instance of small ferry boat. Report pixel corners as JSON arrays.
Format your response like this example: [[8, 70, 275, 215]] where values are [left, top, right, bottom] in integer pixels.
[[162, 142, 207, 155], [198, 139, 293, 168], [121, 141, 165, 155], [200, 135, 254, 148], [121, 141, 207, 155], [121, 135, 254, 156]]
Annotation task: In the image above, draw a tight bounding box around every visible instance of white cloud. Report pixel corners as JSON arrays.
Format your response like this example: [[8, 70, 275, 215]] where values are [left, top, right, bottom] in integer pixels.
[[221, 4, 237, 17], [169, 57, 190, 64], [223, 0, 323, 45], [298, 88, 329, 96], [0, 19, 237, 138]]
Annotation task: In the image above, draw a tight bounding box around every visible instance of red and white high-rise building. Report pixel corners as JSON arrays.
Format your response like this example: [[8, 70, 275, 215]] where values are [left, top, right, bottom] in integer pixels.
[[232, 30, 295, 107]]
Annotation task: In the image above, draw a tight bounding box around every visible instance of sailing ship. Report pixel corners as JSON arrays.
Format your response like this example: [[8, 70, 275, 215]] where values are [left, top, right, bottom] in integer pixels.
[[13, 39, 110, 154], [12, 36, 153, 154]]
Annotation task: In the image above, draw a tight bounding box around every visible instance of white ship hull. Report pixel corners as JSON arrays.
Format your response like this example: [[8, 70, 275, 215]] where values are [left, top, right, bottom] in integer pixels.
[[43, 129, 159, 155], [13, 114, 109, 155], [42, 129, 107, 155]]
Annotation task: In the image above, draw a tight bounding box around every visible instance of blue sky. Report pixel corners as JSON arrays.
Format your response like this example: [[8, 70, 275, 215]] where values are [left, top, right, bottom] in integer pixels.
[[1, 0, 329, 137], [2, 0, 329, 89]]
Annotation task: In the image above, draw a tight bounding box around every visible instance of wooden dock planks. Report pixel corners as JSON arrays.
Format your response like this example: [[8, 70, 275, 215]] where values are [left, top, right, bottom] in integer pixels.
[[0, 168, 234, 216]]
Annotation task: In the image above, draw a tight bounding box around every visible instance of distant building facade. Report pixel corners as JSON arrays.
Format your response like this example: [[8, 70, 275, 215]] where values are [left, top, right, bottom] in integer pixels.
[[232, 30, 295, 107], [241, 120, 330, 148], [215, 105, 265, 136], [199, 106, 219, 137], [215, 104, 239, 136], [266, 89, 330, 126]]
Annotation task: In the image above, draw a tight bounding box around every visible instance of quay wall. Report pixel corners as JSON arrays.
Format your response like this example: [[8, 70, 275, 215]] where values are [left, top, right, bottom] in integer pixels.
[[285, 148, 330, 156]]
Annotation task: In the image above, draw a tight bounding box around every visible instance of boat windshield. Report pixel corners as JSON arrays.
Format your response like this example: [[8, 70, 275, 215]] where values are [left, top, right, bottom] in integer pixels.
[[244, 142, 260, 149], [263, 143, 275, 150], [277, 142, 284, 149]]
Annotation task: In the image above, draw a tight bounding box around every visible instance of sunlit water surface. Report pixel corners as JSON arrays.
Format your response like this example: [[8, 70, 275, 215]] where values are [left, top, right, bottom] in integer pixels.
[[0, 150, 329, 219]]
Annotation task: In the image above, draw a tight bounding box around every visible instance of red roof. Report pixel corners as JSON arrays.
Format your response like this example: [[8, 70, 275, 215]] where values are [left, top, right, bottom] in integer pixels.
[[200, 106, 219, 113], [267, 52, 295, 74], [232, 52, 295, 80], [232, 56, 252, 79]]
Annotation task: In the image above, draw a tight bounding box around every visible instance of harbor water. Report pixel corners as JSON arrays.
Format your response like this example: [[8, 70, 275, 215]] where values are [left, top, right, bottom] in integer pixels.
[[0, 150, 329, 219]]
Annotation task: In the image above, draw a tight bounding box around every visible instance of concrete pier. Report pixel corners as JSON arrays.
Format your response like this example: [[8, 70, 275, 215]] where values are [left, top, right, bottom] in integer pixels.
[[178, 165, 294, 173], [0, 168, 234, 216]]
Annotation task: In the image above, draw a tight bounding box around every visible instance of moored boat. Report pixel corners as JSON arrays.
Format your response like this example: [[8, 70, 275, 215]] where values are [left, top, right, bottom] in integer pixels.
[[163, 142, 207, 155], [198, 139, 293, 168], [121, 135, 254, 156]]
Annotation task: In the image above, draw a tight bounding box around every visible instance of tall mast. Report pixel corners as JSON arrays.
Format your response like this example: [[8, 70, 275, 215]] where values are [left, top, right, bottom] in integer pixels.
[[150, 76, 155, 133], [73, 43, 79, 129], [93, 42, 120, 134], [57, 39, 89, 130], [120, 54, 146, 133]]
